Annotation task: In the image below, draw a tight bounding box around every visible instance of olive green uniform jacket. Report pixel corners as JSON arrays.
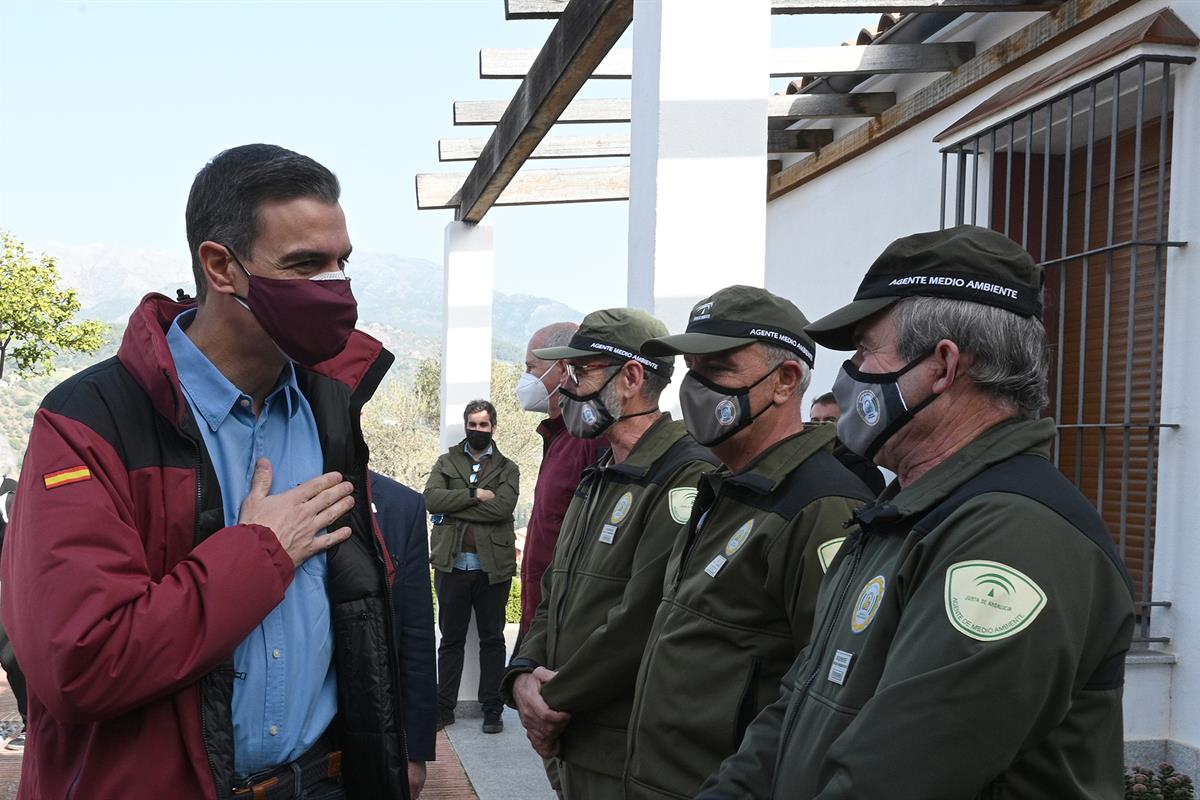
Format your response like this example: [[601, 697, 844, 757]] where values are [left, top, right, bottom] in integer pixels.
[[501, 415, 718, 778], [698, 418, 1135, 800], [625, 424, 874, 800], [423, 441, 519, 584]]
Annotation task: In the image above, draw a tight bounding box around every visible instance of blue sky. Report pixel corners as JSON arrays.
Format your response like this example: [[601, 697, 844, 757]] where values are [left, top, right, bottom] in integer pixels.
[[0, 1, 876, 312]]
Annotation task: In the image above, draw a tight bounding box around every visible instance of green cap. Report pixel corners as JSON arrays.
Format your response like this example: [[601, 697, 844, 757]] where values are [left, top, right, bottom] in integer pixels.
[[532, 307, 674, 376], [641, 285, 816, 367], [806, 225, 1044, 351]]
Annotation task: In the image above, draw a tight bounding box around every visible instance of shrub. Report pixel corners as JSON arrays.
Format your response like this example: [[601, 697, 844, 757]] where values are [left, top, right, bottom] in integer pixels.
[[1126, 763, 1196, 799]]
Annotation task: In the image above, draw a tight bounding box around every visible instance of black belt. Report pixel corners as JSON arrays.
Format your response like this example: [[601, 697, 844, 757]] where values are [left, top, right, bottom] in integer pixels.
[[232, 731, 342, 800]]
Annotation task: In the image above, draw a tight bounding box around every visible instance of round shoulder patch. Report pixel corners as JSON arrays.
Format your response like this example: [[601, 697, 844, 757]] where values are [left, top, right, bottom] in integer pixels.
[[944, 560, 1047, 642], [668, 487, 698, 525], [610, 491, 634, 524], [851, 575, 886, 633], [816, 537, 846, 574]]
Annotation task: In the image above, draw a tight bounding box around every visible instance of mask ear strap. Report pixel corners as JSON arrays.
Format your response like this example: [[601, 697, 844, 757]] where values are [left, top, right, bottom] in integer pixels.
[[862, 391, 939, 461]]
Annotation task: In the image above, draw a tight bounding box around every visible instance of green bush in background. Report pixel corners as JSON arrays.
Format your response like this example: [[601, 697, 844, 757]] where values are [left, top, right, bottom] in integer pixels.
[[507, 578, 522, 625]]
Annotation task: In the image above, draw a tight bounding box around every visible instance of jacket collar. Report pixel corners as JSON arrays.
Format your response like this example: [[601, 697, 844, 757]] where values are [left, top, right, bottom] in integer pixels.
[[118, 293, 391, 429], [601, 413, 683, 480], [853, 417, 1055, 531], [714, 423, 838, 495]]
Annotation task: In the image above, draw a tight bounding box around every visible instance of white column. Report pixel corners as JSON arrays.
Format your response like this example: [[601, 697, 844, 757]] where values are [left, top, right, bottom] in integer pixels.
[[626, 0, 770, 330], [441, 222, 494, 452]]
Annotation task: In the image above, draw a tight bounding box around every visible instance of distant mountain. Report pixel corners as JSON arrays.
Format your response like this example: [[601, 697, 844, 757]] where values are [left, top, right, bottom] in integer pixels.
[[33, 243, 582, 357]]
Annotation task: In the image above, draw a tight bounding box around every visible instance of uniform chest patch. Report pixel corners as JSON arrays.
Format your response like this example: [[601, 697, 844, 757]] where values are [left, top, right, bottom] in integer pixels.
[[668, 487, 698, 525], [610, 492, 634, 524], [944, 560, 1047, 641], [850, 575, 886, 633], [724, 520, 754, 557], [816, 537, 846, 574]]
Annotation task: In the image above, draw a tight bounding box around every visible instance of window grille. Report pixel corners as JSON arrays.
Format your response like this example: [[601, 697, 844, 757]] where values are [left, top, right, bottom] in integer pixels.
[[939, 56, 1189, 643]]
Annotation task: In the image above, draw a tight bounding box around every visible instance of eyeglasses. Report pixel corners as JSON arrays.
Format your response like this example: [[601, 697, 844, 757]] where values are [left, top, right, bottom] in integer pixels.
[[564, 361, 618, 387]]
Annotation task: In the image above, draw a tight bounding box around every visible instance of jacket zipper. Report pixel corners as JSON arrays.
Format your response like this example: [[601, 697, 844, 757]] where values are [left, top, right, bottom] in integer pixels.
[[166, 366, 224, 798], [193, 440, 223, 798], [551, 469, 608, 664], [768, 530, 869, 797], [671, 481, 723, 591]]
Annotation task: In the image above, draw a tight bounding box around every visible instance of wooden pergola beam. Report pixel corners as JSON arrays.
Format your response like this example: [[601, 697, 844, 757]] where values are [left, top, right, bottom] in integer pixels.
[[440, 133, 631, 161], [457, 0, 633, 222], [417, 167, 630, 210], [768, 92, 895, 118], [455, 97, 632, 125], [770, 43, 975, 76], [454, 92, 893, 126], [481, 47, 633, 79], [483, 44, 974, 80], [768, 129, 836, 152], [768, 0, 1142, 200], [505, 0, 1058, 18]]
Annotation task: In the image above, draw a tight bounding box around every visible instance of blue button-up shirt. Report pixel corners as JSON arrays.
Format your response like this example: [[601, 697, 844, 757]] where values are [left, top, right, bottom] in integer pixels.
[[167, 311, 336, 777]]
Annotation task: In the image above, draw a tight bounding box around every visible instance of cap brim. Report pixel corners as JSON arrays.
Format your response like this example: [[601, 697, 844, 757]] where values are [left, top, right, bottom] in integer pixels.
[[641, 332, 758, 357], [805, 297, 898, 351], [532, 345, 610, 361]]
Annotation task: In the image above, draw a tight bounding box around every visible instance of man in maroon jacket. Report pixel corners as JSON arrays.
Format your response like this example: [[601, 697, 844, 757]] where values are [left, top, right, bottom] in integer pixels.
[[0, 144, 408, 800], [516, 323, 609, 638]]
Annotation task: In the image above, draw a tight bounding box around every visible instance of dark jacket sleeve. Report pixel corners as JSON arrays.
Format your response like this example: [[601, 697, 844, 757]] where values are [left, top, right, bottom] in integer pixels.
[[371, 473, 438, 762], [446, 458, 520, 524]]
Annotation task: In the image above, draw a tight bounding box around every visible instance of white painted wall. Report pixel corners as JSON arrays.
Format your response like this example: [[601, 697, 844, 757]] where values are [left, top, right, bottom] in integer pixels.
[[764, 0, 1200, 752], [440, 222, 494, 452], [627, 0, 771, 333]]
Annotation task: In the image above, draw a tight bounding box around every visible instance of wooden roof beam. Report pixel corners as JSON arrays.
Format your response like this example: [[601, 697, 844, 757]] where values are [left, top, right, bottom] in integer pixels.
[[453, 92, 894, 126], [417, 167, 630, 210], [770, 43, 975, 76], [768, 129, 836, 152], [505, 0, 1058, 18], [481, 47, 632, 79], [481, 44, 973, 80], [440, 133, 631, 161], [457, 0, 632, 222], [769, 0, 1143, 200], [455, 97, 631, 125], [769, 91, 895, 118]]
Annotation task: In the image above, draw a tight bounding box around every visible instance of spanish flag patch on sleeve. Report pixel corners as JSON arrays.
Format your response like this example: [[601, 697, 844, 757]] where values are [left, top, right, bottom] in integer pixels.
[[44, 465, 92, 490]]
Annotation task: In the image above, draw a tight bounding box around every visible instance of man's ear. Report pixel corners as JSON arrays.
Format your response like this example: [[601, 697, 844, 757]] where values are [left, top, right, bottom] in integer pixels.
[[620, 361, 645, 399], [198, 241, 239, 297], [930, 339, 966, 395], [772, 360, 803, 403]]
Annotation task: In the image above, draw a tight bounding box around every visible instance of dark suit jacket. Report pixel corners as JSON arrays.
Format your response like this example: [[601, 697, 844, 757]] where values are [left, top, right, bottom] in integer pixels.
[[370, 471, 437, 762]]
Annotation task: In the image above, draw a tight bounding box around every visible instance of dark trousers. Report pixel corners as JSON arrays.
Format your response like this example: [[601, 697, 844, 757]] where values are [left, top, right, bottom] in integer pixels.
[[0, 620, 26, 723], [435, 569, 510, 715]]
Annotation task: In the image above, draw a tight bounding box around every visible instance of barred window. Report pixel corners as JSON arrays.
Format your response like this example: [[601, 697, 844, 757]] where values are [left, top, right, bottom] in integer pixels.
[[939, 56, 1189, 643]]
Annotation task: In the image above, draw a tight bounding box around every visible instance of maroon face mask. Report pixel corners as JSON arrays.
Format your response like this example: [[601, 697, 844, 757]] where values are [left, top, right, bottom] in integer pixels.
[[226, 248, 359, 367]]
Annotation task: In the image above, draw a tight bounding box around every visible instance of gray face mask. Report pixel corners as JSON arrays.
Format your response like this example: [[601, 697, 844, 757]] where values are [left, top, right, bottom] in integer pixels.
[[559, 368, 620, 438], [678, 367, 778, 447], [832, 351, 935, 461]]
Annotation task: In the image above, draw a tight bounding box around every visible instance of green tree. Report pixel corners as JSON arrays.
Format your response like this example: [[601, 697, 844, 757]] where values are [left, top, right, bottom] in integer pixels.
[[0, 231, 107, 380]]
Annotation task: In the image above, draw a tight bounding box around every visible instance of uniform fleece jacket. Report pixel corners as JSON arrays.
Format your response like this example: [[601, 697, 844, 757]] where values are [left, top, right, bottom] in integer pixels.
[[699, 418, 1134, 800], [625, 424, 873, 799], [501, 415, 718, 778], [0, 294, 410, 800]]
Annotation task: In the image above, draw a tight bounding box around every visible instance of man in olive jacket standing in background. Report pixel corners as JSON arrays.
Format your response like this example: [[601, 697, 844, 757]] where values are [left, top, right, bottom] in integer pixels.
[[424, 399, 520, 735]]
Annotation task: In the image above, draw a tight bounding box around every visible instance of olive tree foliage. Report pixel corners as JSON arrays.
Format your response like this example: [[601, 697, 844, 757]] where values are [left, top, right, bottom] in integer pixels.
[[362, 356, 547, 526], [0, 231, 107, 381]]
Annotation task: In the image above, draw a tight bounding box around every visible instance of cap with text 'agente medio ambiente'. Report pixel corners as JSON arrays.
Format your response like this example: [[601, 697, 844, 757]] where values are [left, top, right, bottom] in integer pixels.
[[640, 285, 816, 368], [806, 224, 1045, 351], [532, 307, 675, 377]]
